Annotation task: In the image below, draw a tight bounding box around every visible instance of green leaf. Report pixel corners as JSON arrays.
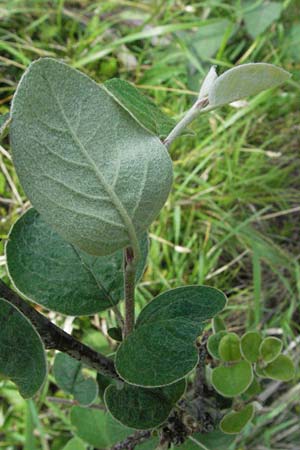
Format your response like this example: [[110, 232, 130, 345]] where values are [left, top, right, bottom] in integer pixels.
[[212, 316, 226, 333], [240, 331, 262, 363], [103, 78, 176, 138], [209, 63, 290, 107], [6, 208, 148, 315], [207, 331, 227, 360], [243, 377, 261, 398], [0, 298, 47, 398], [218, 333, 241, 362], [259, 337, 282, 363], [211, 361, 253, 397], [263, 355, 295, 381], [62, 437, 86, 450], [177, 431, 235, 449], [105, 379, 185, 429], [53, 353, 98, 406], [71, 406, 134, 448], [220, 403, 255, 434], [10, 58, 173, 256], [116, 286, 227, 387], [242, 1, 282, 39]]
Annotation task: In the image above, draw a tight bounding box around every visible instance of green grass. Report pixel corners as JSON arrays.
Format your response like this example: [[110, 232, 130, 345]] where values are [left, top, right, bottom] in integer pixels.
[[0, 0, 300, 449]]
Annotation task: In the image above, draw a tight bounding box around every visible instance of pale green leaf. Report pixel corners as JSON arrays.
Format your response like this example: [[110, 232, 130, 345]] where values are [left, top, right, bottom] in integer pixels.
[[116, 286, 227, 387], [211, 361, 253, 397], [62, 437, 86, 450], [259, 337, 282, 363], [105, 379, 185, 429], [6, 208, 148, 315], [240, 331, 262, 363], [263, 355, 295, 381], [0, 298, 47, 398], [207, 331, 227, 360], [10, 58, 173, 256], [177, 431, 235, 449], [212, 316, 226, 333], [103, 78, 176, 138], [218, 332, 241, 362], [243, 1, 282, 39], [53, 353, 98, 406], [220, 403, 255, 434], [209, 63, 290, 107]]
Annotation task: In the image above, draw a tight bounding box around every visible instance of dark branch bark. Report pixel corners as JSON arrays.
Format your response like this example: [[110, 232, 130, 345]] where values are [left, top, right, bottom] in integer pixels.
[[110, 431, 151, 450], [0, 279, 119, 380]]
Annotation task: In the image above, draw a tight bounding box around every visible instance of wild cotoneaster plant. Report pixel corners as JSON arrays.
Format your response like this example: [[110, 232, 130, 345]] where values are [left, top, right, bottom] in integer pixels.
[[0, 58, 296, 449]]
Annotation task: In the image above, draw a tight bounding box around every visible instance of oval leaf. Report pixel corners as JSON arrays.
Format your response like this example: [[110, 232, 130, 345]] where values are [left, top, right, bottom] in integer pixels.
[[116, 286, 227, 387], [62, 438, 86, 450], [218, 332, 241, 362], [53, 353, 98, 406], [207, 331, 227, 360], [240, 331, 262, 363], [211, 361, 253, 398], [6, 208, 148, 315], [212, 316, 226, 333], [0, 298, 47, 398], [209, 63, 290, 107], [105, 379, 185, 429], [259, 337, 282, 363], [10, 58, 173, 256], [220, 403, 255, 434], [263, 355, 295, 381]]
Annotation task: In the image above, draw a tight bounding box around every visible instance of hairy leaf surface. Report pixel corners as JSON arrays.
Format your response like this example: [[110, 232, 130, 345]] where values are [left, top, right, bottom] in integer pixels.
[[6, 208, 148, 315], [10, 58, 173, 256], [105, 379, 185, 429], [0, 298, 47, 398], [116, 286, 227, 387]]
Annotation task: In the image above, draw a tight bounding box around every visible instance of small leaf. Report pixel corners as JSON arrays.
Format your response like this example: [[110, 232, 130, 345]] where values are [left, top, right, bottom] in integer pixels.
[[176, 430, 235, 449], [71, 406, 135, 448], [220, 403, 255, 434], [107, 327, 123, 342], [263, 355, 295, 381], [218, 333, 241, 362], [243, 1, 282, 39], [198, 66, 218, 99], [211, 361, 253, 397], [209, 63, 290, 107], [53, 353, 98, 406], [103, 78, 176, 138], [105, 379, 185, 429], [212, 316, 226, 333], [240, 331, 262, 363], [243, 377, 261, 398], [259, 337, 282, 363], [6, 208, 148, 315], [0, 298, 47, 398], [62, 437, 86, 450], [207, 331, 227, 360], [116, 286, 227, 387], [10, 58, 173, 256]]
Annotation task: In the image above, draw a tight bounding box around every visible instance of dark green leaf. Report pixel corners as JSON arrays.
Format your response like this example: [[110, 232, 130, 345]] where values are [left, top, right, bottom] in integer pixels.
[[105, 379, 185, 429], [211, 361, 253, 397], [6, 208, 148, 315], [10, 58, 173, 256], [259, 337, 282, 363], [220, 403, 255, 434], [0, 298, 47, 398], [104, 78, 176, 138], [116, 286, 227, 387], [53, 353, 98, 406], [107, 327, 123, 342], [240, 331, 262, 363]]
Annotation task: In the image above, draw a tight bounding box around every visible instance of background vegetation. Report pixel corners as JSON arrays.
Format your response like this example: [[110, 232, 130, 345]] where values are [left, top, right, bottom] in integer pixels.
[[0, 0, 299, 449]]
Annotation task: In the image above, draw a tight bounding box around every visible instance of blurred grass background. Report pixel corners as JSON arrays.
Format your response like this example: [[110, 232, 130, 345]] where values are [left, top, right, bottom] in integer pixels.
[[0, 0, 299, 449]]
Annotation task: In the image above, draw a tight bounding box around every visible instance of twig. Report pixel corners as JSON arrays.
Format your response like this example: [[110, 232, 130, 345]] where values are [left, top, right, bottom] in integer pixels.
[[111, 431, 151, 450], [46, 396, 106, 410], [0, 279, 119, 380], [123, 247, 136, 338]]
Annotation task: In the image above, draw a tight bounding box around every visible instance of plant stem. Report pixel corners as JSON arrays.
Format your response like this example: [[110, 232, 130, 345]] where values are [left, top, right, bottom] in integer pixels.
[[163, 98, 213, 149], [123, 247, 136, 338], [0, 279, 120, 380]]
